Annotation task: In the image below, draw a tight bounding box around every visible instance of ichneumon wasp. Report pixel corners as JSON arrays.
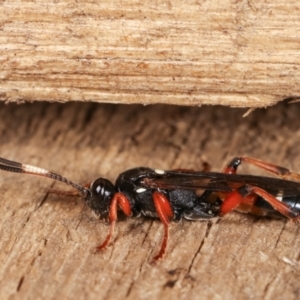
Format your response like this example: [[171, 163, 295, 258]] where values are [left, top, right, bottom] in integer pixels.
[[1, 156, 300, 260]]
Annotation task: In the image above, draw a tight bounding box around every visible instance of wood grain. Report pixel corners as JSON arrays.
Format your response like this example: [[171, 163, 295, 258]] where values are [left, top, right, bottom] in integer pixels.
[[0, 102, 300, 299], [1, 0, 300, 107]]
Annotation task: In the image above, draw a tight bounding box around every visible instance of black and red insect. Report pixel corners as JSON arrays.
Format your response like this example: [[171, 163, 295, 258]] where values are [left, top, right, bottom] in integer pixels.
[[1, 156, 300, 260]]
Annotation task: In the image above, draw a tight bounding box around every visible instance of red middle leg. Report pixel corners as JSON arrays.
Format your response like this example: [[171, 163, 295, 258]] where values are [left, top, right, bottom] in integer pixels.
[[152, 191, 174, 261]]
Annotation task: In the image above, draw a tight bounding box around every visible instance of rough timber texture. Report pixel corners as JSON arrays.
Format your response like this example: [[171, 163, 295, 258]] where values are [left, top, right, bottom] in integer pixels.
[[1, 102, 300, 299], [1, 0, 300, 107]]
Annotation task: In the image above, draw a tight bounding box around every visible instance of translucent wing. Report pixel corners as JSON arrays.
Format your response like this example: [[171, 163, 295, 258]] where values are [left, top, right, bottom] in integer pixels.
[[142, 170, 300, 197]]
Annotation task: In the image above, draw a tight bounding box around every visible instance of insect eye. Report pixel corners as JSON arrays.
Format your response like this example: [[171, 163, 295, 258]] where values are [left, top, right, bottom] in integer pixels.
[[92, 179, 114, 198], [87, 178, 115, 216]]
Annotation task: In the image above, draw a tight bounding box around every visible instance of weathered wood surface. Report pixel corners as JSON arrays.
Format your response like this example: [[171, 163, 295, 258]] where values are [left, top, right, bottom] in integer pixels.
[[0, 102, 300, 299], [1, 0, 300, 107]]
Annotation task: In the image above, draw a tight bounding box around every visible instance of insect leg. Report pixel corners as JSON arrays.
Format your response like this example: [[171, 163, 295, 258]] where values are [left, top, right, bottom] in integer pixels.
[[223, 157, 300, 181], [47, 189, 81, 197], [246, 186, 300, 221], [47, 182, 92, 197], [152, 191, 174, 261], [95, 192, 132, 252], [220, 185, 300, 221], [219, 188, 257, 216]]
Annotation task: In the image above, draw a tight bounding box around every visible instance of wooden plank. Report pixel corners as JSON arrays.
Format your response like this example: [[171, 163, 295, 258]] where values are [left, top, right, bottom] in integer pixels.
[[1, 1, 300, 107], [0, 102, 300, 299]]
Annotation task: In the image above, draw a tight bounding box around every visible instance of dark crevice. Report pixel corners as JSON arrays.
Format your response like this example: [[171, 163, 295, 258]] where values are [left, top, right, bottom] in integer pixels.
[[129, 119, 149, 146], [25, 215, 31, 224], [16, 276, 24, 292], [75, 204, 86, 230], [163, 279, 177, 289], [215, 217, 222, 225], [284, 96, 300, 103], [125, 281, 134, 297], [82, 103, 98, 128], [30, 251, 42, 267], [273, 222, 286, 249], [263, 273, 278, 297], [15, 250, 44, 293], [187, 221, 213, 274], [141, 220, 154, 247], [36, 190, 51, 210]]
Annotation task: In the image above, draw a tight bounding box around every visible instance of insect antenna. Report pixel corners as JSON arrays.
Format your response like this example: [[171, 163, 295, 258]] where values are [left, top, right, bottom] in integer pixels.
[[0, 157, 89, 197]]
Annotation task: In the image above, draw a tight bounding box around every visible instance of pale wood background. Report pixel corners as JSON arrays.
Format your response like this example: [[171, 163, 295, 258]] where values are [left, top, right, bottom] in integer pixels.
[[1, 0, 300, 107], [0, 102, 300, 299]]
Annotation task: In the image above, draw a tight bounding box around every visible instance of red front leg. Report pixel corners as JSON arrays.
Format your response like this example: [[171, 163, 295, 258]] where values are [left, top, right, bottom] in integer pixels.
[[47, 189, 81, 197], [152, 191, 174, 261], [95, 192, 132, 252], [47, 181, 93, 197]]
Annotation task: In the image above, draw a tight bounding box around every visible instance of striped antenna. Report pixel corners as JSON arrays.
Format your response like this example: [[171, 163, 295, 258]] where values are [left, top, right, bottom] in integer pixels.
[[0, 157, 89, 197]]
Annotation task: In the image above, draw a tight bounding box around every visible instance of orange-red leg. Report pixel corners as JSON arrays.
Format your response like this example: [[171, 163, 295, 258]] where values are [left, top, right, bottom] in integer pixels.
[[47, 188, 81, 197], [219, 189, 256, 216], [95, 192, 132, 252], [220, 185, 300, 221], [152, 191, 174, 261], [221, 157, 300, 220], [223, 156, 300, 181], [247, 186, 299, 220], [47, 181, 93, 197]]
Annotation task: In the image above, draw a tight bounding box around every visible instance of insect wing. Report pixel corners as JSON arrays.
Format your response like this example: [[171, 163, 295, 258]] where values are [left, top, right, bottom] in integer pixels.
[[142, 171, 300, 197]]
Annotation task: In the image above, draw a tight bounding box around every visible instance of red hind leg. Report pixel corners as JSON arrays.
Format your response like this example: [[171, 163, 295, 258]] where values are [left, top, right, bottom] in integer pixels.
[[219, 189, 257, 216], [220, 185, 300, 221], [221, 157, 300, 220], [246, 186, 299, 221]]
